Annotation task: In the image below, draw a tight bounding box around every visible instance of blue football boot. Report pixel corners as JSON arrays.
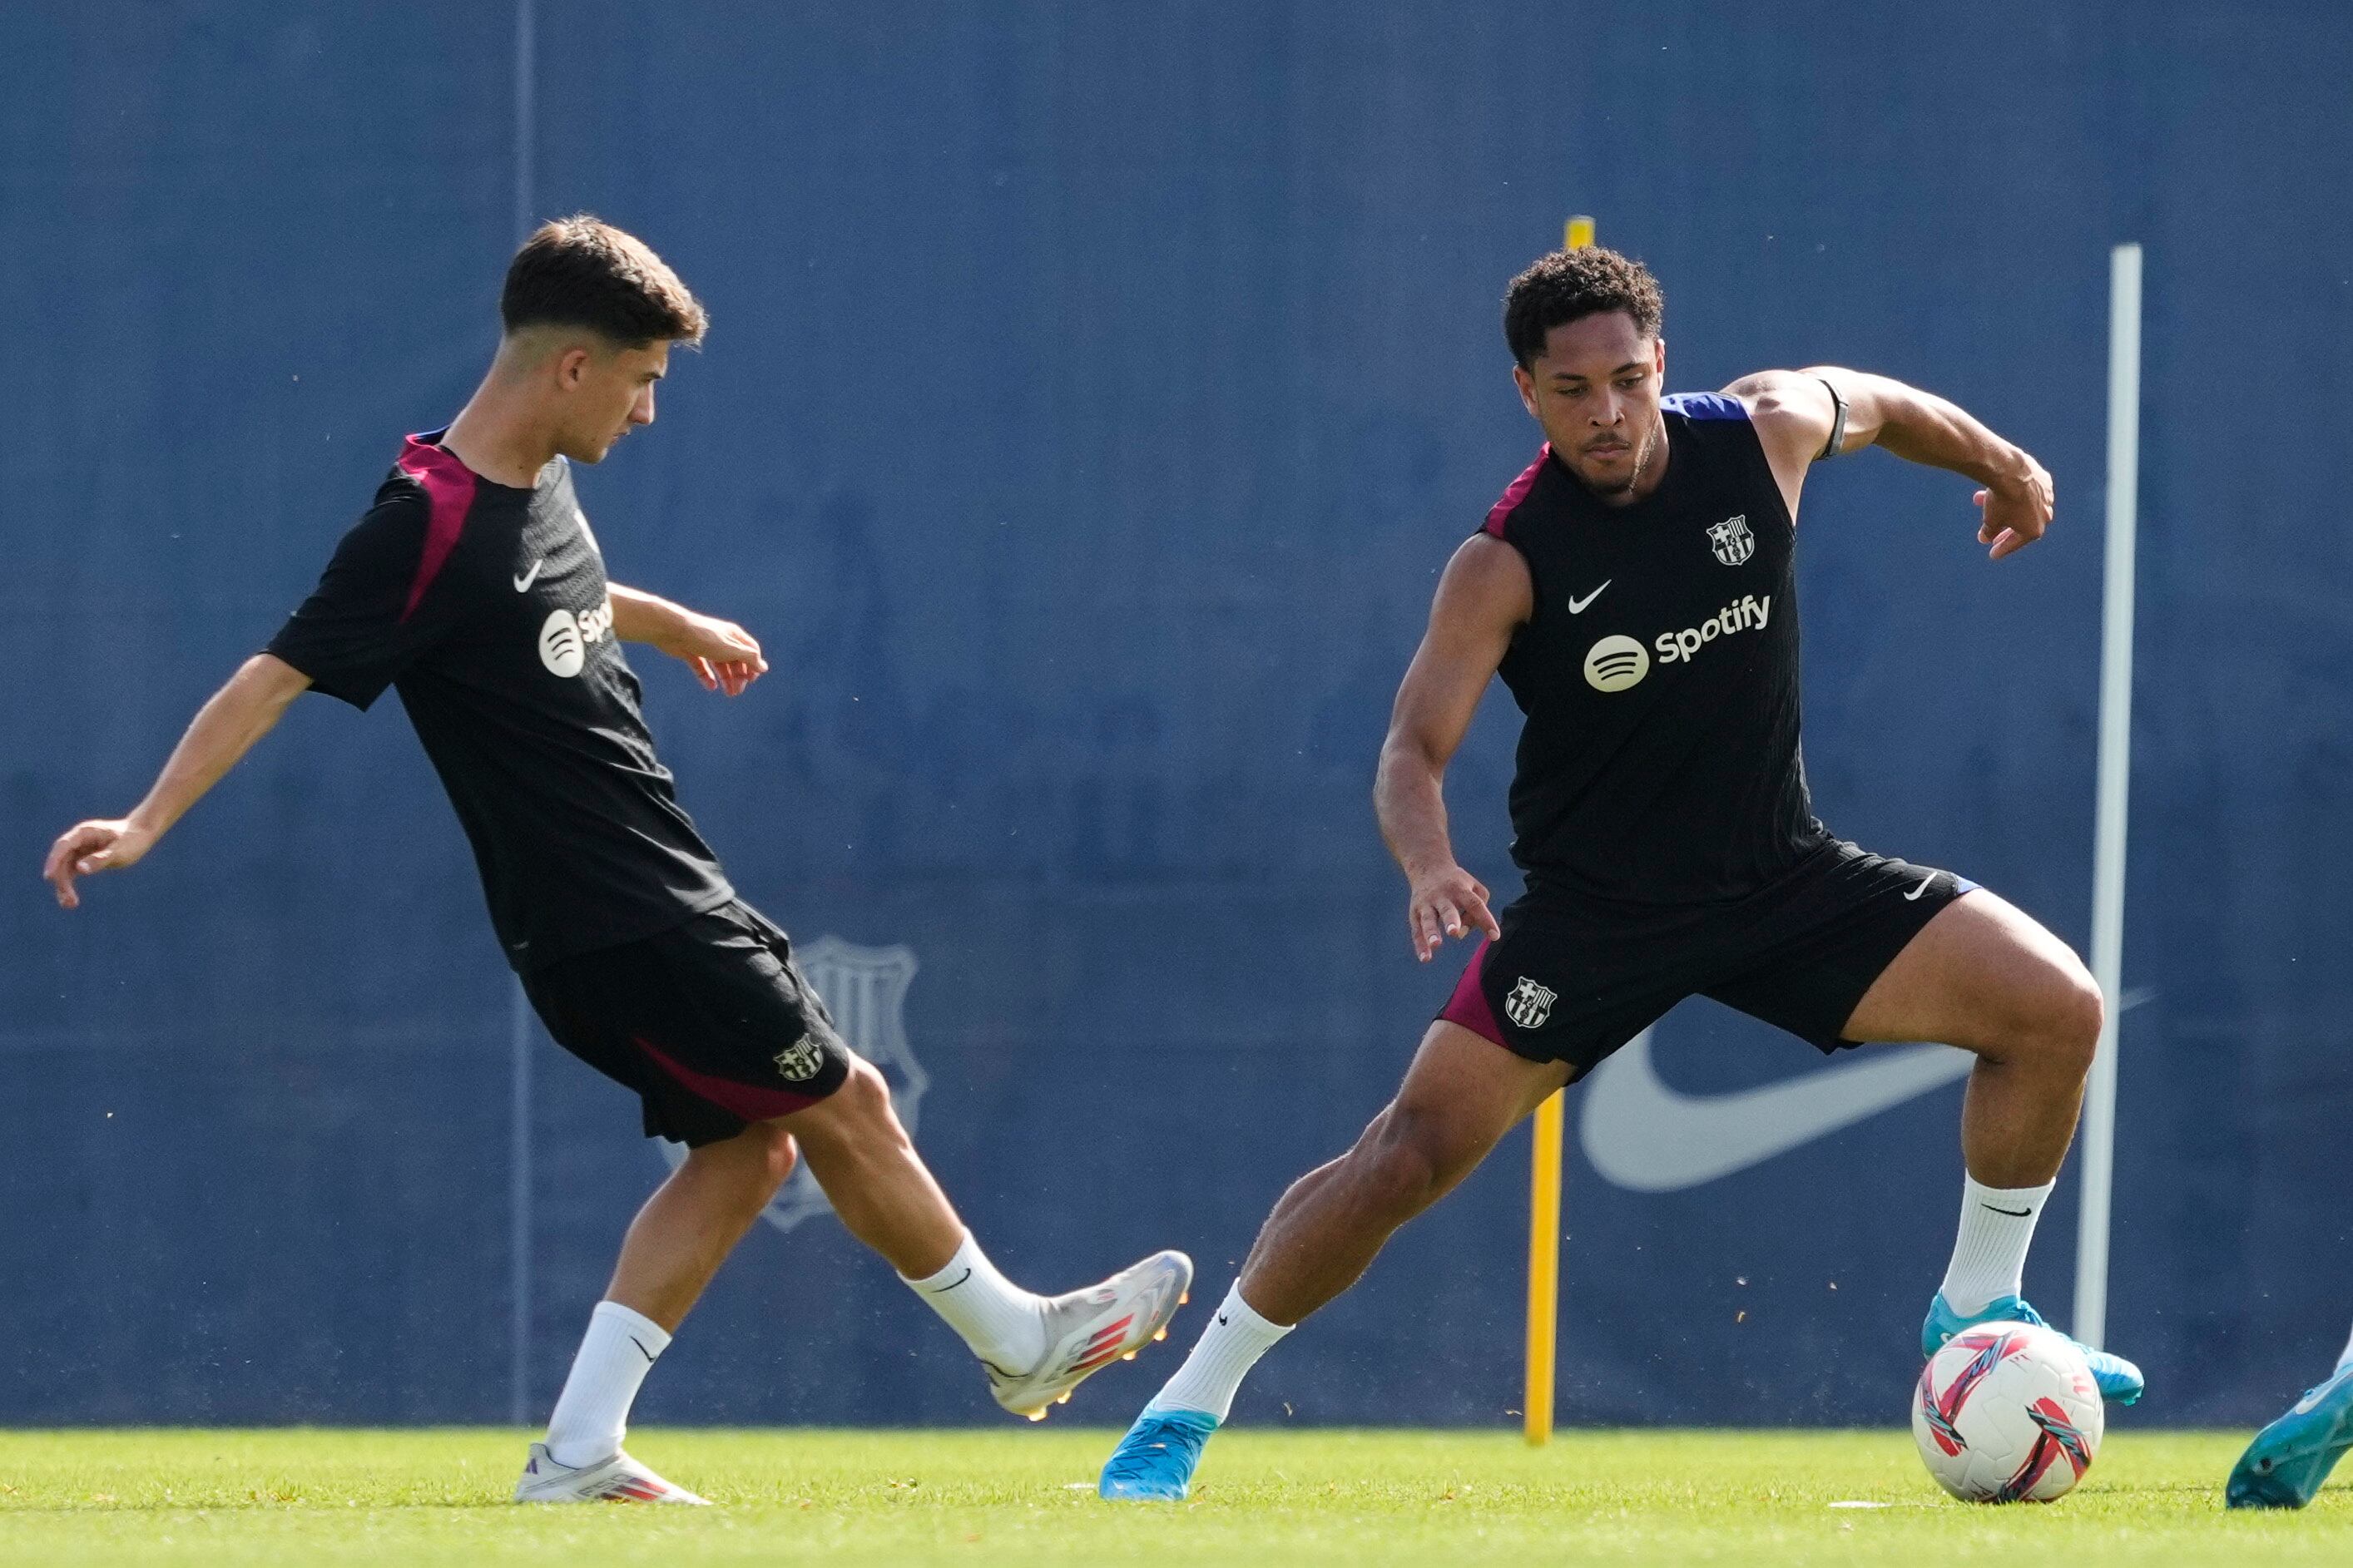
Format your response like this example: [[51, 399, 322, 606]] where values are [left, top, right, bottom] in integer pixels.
[[1098, 1405, 1220, 1501], [1922, 1292, 2145, 1405], [2227, 1363, 2353, 1508]]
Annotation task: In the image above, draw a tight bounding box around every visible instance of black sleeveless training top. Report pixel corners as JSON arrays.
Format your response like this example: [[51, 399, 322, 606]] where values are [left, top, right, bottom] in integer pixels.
[[1479, 392, 1829, 905]]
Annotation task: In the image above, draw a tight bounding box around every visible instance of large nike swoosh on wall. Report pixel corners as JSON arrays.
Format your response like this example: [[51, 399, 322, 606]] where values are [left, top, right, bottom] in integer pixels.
[[1578, 1028, 1974, 1193]]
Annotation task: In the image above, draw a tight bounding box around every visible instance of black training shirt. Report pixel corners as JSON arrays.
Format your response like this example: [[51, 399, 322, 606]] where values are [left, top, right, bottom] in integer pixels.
[[266, 431, 735, 971], [1479, 393, 1829, 904]]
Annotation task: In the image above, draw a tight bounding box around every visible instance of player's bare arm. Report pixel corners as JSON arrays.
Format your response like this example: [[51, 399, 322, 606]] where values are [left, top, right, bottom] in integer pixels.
[[43, 652, 312, 908], [1726, 367, 2054, 560], [607, 582, 769, 696], [1375, 532, 1532, 962]]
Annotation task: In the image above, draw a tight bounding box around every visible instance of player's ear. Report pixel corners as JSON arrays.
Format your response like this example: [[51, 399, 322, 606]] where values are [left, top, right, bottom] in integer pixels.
[[1513, 363, 1540, 419], [553, 345, 595, 389], [1652, 336, 1666, 378]]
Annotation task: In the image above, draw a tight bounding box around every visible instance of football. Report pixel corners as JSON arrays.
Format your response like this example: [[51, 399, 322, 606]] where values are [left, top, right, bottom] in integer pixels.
[[1913, 1321, 2104, 1501]]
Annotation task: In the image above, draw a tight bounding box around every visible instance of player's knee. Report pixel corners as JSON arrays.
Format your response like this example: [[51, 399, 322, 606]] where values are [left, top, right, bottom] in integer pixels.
[[830, 1058, 903, 1140], [746, 1122, 799, 1192], [689, 1121, 799, 1209], [2024, 958, 2102, 1079], [2051, 968, 2103, 1074]]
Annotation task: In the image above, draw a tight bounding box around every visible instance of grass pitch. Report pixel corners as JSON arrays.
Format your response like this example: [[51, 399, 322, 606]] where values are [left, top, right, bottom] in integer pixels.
[[0, 1427, 2345, 1566]]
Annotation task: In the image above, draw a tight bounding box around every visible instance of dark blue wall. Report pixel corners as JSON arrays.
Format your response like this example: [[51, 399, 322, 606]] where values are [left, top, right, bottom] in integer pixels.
[[5, 1, 2351, 1428]]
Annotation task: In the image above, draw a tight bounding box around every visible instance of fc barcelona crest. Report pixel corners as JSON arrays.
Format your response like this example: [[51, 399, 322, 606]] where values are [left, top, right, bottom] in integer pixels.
[[659, 936, 927, 1235], [1504, 976, 1558, 1031], [772, 1033, 826, 1082], [1707, 513, 1756, 566]]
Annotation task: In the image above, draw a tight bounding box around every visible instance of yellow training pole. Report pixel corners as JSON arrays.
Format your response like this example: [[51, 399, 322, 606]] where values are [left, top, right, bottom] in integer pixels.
[[1523, 1091, 1565, 1443], [1523, 213, 1592, 1448]]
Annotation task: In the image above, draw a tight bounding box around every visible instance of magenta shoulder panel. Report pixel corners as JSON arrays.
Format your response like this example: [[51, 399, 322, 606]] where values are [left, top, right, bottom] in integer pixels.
[[1438, 937, 1508, 1047], [396, 435, 478, 623], [1483, 445, 1551, 537]]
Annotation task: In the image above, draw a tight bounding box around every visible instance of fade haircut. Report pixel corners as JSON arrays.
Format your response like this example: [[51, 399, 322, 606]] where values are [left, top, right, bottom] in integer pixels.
[[501, 215, 708, 347], [1503, 246, 1663, 369]]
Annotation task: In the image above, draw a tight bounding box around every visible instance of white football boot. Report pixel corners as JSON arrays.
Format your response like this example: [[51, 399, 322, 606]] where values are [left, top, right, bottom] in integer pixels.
[[988, 1249, 1194, 1420], [513, 1442, 710, 1505]]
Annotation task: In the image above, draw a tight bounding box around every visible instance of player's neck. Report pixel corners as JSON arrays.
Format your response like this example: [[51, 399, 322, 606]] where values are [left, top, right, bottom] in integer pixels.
[[439, 378, 561, 489]]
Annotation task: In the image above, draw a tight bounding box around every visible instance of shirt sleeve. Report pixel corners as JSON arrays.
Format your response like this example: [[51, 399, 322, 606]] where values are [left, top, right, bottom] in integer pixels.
[[265, 489, 467, 710]]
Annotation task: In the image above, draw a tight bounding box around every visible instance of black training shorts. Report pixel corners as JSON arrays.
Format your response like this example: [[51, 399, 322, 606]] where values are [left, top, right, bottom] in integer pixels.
[[522, 899, 855, 1147], [1439, 839, 1974, 1075]]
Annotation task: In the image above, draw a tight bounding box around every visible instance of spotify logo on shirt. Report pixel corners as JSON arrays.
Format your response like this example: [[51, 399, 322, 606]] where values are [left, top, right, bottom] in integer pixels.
[[1583, 595, 1776, 695], [1583, 634, 1651, 692], [539, 611, 586, 676], [537, 599, 614, 678]]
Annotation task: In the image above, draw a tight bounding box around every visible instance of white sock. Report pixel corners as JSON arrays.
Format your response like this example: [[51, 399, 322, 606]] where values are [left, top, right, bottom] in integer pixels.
[[903, 1232, 1048, 1373], [543, 1300, 671, 1467], [1151, 1280, 1293, 1422], [1938, 1175, 2056, 1316], [2336, 1320, 2353, 1374]]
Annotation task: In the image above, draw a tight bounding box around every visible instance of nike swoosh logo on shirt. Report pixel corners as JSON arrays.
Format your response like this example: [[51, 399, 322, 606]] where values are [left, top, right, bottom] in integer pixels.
[[1579, 1027, 1976, 1192], [1567, 581, 1611, 614], [1903, 873, 1935, 901], [513, 560, 545, 592]]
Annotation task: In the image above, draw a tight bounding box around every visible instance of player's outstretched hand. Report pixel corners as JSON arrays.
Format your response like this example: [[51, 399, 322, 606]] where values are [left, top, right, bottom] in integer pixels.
[[1974, 455, 2054, 561], [652, 611, 770, 697], [1407, 863, 1501, 962], [43, 819, 156, 909]]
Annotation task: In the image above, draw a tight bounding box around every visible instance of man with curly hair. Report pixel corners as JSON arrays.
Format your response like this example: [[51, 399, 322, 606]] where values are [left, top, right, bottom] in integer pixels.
[[1101, 245, 2140, 1500]]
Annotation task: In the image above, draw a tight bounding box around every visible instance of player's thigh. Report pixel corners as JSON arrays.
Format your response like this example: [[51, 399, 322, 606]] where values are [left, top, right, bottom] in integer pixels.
[[1840, 889, 2101, 1055], [1380, 1019, 1573, 1181]]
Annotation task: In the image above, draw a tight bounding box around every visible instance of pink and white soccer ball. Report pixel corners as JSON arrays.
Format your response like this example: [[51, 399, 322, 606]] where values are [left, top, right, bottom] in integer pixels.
[[1913, 1321, 2103, 1501]]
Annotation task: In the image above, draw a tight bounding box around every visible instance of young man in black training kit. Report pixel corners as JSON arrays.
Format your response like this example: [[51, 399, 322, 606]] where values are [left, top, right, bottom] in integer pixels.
[[44, 217, 1189, 1504], [1100, 246, 2142, 1500]]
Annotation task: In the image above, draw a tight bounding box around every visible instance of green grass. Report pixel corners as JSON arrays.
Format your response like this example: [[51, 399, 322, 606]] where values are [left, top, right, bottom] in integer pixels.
[[0, 1427, 2344, 1566]]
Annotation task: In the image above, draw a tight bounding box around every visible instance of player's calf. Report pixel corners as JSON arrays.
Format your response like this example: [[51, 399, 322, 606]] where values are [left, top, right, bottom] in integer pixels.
[[1335, 1106, 1464, 1225], [769, 1058, 1196, 1417], [1102, 1023, 1556, 1501]]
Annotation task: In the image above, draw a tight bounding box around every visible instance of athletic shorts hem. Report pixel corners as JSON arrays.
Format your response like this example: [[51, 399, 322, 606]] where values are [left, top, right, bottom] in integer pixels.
[[1433, 843, 1977, 1074], [522, 899, 855, 1148]]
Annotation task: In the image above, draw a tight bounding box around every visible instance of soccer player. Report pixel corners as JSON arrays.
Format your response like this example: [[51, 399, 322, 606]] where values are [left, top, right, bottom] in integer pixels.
[[44, 216, 1190, 1505], [2227, 1323, 2353, 1506], [1100, 246, 2142, 1500]]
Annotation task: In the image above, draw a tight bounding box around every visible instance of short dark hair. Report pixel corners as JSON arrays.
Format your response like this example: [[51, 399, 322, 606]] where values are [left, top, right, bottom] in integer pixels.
[[500, 215, 708, 346], [1503, 246, 1663, 368]]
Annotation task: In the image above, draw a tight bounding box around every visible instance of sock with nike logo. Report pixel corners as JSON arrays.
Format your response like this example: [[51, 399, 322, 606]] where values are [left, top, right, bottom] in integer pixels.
[[544, 1299, 671, 1467], [902, 1231, 1048, 1373], [1938, 1174, 2057, 1317], [1150, 1279, 1292, 1421]]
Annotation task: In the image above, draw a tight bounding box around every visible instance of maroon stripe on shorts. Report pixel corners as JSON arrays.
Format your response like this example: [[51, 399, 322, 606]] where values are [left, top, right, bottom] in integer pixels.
[[631, 1035, 822, 1122], [1439, 936, 1508, 1046]]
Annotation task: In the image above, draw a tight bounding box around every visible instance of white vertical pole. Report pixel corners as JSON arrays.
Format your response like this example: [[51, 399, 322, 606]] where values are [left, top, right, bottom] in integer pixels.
[[2073, 243, 2142, 1351], [513, 0, 536, 244], [507, 0, 538, 1430], [507, 982, 534, 1425]]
